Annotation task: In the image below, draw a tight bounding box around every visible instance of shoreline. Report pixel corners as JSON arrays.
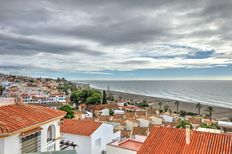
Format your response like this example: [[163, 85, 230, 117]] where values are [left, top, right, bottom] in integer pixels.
[[90, 87, 232, 120]]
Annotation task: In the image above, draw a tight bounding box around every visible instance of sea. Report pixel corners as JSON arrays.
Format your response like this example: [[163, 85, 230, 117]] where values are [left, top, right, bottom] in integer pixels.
[[76, 80, 232, 109]]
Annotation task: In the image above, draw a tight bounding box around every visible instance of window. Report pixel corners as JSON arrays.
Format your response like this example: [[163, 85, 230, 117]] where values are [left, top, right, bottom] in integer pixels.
[[95, 138, 101, 148], [21, 132, 41, 153], [47, 125, 56, 143]]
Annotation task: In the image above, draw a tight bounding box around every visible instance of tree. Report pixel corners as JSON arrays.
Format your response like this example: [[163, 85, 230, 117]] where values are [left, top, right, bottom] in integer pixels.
[[176, 120, 192, 129], [0, 85, 4, 96], [179, 110, 187, 117], [196, 103, 202, 115], [70, 89, 102, 105], [60, 105, 74, 119], [206, 106, 214, 121], [163, 104, 169, 112], [102, 90, 107, 104], [175, 101, 180, 114], [158, 102, 163, 111], [169, 108, 172, 115], [228, 116, 232, 122]]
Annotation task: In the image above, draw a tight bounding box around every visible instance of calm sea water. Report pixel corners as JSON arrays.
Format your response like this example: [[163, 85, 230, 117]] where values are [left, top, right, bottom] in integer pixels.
[[77, 80, 232, 109]]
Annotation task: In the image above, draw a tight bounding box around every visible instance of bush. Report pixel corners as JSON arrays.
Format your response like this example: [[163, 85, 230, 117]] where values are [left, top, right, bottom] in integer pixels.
[[186, 112, 198, 116], [176, 120, 193, 129], [179, 110, 187, 117]]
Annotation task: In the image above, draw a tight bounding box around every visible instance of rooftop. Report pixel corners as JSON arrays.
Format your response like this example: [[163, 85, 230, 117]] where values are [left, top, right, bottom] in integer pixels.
[[109, 139, 143, 151], [0, 104, 66, 136], [138, 127, 232, 154], [61, 119, 102, 136]]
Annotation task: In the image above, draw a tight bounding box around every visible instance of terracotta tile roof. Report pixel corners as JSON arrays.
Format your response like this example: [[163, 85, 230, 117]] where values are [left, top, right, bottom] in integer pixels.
[[61, 119, 102, 136], [138, 127, 232, 154], [0, 104, 66, 136], [118, 139, 143, 151]]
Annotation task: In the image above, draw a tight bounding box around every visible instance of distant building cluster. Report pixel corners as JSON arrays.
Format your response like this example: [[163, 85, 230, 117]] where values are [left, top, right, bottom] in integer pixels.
[[0, 73, 231, 154]]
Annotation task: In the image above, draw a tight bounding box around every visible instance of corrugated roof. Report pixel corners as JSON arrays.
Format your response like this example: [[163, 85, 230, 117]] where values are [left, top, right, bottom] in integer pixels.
[[138, 127, 232, 154]]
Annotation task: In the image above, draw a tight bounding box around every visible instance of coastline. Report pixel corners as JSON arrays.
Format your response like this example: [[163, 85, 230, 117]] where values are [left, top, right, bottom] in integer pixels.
[[92, 87, 232, 120]]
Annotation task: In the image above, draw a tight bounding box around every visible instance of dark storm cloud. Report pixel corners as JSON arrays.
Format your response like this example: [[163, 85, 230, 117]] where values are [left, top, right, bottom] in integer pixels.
[[0, 31, 104, 56], [0, 0, 231, 73]]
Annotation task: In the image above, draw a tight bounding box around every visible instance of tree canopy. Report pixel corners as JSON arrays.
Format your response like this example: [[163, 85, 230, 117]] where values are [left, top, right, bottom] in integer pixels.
[[60, 105, 74, 119], [71, 89, 102, 105]]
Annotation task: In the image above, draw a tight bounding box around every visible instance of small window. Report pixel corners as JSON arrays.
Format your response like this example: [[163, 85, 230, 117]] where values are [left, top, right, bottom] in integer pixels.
[[95, 138, 101, 148]]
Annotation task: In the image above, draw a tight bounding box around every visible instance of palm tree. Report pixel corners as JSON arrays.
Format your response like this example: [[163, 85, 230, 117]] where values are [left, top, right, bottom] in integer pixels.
[[196, 103, 202, 115], [206, 106, 214, 121], [158, 102, 163, 111], [175, 101, 180, 114], [164, 104, 169, 112]]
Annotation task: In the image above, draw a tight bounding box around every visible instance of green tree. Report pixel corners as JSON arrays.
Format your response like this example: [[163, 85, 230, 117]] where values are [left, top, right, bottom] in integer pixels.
[[158, 102, 163, 111], [196, 103, 202, 115], [175, 101, 180, 113], [0, 85, 4, 96], [176, 120, 192, 129], [179, 110, 187, 117], [228, 117, 232, 122], [206, 106, 214, 121], [60, 105, 74, 119], [70, 89, 102, 105], [163, 104, 169, 112], [102, 90, 107, 104]]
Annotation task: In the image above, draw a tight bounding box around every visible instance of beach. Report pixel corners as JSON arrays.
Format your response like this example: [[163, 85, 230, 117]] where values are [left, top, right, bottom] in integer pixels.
[[108, 90, 232, 120]]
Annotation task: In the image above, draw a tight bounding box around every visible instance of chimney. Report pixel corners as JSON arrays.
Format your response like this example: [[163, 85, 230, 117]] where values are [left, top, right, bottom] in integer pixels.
[[185, 125, 191, 144]]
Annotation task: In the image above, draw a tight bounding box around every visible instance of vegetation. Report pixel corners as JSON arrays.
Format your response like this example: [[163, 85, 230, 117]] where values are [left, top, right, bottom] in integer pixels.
[[179, 110, 187, 117], [175, 101, 180, 114], [136, 99, 149, 107], [0, 85, 4, 95], [70, 89, 102, 105], [200, 123, 219, 129], [228, 116, 232, 122], [57, 82, 76, 95], [196, 103, 202, 115], [186, 112, 198, 116], [205, 106, 214, 121], [163, 104, 169, 112], [158, 102, 163, 112], [176, 120, 193, 129], [60, 105, 74, 119], [109, 109, 114, 116], [102, 90, 107, 104]]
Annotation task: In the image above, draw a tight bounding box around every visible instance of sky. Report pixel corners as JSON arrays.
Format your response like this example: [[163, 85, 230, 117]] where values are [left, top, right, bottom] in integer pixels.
[[0, 0, 232, 80]]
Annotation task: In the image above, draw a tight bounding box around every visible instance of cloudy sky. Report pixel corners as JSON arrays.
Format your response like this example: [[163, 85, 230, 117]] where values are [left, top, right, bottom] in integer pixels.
[[0, 0, 232, 80]]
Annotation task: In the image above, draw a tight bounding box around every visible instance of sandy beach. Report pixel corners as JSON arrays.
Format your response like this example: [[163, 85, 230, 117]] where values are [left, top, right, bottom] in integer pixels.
[[108, 90, 232, 120]]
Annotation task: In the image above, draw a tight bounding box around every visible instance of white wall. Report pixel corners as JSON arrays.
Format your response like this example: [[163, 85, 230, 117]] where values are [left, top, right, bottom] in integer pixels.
[[100, 108, 109, 116], [62, 133, 91, 154], [0, 133, 21, 154], [40, 119, 61, 152], [137, 118, 150, 127], [106, 145, 136, 154], [91, 123, 118, 154], [160, 115, 174, 122]]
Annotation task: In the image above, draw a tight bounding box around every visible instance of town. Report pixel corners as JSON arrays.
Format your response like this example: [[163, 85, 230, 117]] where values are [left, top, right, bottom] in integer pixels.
[[0, 73, 231, 154]]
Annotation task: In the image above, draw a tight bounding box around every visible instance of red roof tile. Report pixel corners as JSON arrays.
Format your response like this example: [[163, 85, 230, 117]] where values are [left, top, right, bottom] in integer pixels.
[[138, 127, 232, 154], [0, 104, 66, 136], [61, 119, 102, 136], [118, 139, 143, 151]]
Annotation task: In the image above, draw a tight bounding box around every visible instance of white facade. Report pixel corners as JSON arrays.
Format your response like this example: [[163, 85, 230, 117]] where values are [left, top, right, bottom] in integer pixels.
[[149, 116, 163, 125], [0, 119, 61, 154], [62, 123, 120, 154], [160, 114, 175, 122], [137, 118, 151, 127], [107, 145, 136, 154], [125, 120, 139, 130], [100, 108, 109, 116]]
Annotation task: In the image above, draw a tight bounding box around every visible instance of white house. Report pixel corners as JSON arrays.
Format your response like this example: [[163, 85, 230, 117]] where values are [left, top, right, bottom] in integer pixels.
[[124, 119, 140, 130], [0, 103, 66, 154], [61, 119, 121, 154], [106, 135, 146, 154], [149, 115, 163, 125], [137, 118, 152, 127], [160, 114, 176, 122]]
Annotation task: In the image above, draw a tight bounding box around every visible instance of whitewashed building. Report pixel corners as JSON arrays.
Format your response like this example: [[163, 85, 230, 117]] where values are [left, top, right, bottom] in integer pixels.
[[0, 103, 66, 154], [61, 119, 121, 154]]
